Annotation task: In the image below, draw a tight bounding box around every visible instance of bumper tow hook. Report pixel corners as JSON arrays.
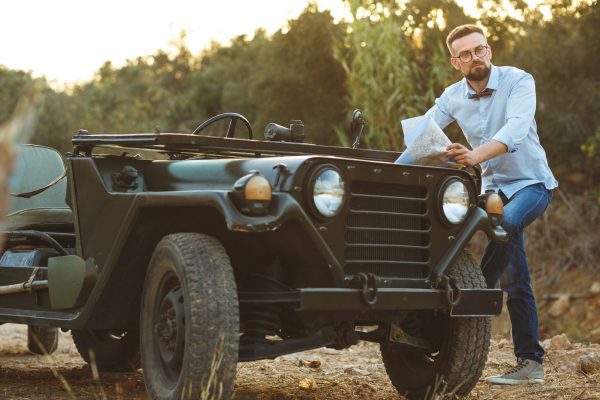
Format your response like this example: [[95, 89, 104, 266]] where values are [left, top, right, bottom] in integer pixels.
[[441, 276, 462, 307], [350, 272, 379, 306]]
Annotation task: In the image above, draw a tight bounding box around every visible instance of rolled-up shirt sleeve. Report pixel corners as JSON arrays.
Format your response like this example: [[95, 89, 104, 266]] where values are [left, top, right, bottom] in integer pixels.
[[425, 91, 454, 129], [492, 74, 536, 153]]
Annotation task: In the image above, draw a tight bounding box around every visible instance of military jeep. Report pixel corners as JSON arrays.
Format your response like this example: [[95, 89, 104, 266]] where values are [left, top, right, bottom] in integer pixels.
[[0, 113, 507, 399]]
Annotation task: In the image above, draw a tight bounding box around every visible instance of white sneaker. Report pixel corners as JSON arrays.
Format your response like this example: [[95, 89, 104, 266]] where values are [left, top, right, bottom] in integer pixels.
[[485, 358, 544, 385]]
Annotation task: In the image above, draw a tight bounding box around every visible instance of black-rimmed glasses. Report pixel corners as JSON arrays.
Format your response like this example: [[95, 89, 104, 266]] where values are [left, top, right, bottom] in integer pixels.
[[453, 45, 489, 63]]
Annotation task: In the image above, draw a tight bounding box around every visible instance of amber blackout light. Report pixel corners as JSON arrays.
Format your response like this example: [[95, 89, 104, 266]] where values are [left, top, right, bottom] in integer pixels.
[[231, 171, 272, 215]]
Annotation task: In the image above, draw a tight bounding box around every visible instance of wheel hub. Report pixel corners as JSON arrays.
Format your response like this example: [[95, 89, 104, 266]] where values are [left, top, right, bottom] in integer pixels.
[[155, 287, 185, 368]]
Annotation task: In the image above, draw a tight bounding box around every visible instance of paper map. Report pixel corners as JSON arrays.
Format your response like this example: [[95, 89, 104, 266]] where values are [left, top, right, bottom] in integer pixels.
[[395, 115, 452, 167]]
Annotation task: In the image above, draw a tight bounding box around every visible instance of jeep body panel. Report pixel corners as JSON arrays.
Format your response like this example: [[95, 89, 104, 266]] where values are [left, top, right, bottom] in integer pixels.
[[0, 132, 504, 329]]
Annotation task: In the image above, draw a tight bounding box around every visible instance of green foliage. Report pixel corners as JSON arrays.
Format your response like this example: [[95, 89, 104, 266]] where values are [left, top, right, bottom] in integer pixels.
[[72, 36, 195, 134], [250, 7, 348, 145], [340, 0, 418, 150], [339, 0, 467, 150], [39, 7, 347, 145], [32, 89, 76, 152], [0, 67, 74, 151], [506, 2, 600, 190], [184, 6, 348, 145], [1, 1, 599, 195], [184, 33, 268, 134], [0, 66, 34, 123]]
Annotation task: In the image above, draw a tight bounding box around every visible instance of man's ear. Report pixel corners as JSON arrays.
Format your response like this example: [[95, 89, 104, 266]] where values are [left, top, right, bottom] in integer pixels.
[[488, 46, 493, 61], [450, 57, 461, 71]]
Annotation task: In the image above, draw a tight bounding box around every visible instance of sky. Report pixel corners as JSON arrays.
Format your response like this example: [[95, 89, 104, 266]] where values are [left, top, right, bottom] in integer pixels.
[[1, 0, 351, 85]]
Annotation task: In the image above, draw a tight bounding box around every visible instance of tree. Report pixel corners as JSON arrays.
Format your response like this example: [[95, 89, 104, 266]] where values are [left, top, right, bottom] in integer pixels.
[[70, 35, 194, 135], [183, 33, 269, 136], [507, 2, 600, 191], [0, 66, 34, 123], [339, 0, 469, 150], [250, 6, 348, 145]]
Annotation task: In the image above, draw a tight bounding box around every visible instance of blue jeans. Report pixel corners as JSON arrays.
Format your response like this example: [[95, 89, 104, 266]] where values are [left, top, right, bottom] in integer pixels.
[[480, 183, 553, 364]]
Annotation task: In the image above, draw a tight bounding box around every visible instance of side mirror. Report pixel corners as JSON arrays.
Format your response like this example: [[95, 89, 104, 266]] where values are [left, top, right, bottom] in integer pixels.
[[351, 109, 366, 149]]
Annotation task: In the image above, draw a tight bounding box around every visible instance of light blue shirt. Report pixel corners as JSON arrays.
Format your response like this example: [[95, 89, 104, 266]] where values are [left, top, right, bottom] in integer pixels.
[[426, 65, 558, 198]]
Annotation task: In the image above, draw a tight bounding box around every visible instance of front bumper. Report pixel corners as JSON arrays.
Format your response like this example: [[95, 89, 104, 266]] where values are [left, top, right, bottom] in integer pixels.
[[238, 286, 503, 317]]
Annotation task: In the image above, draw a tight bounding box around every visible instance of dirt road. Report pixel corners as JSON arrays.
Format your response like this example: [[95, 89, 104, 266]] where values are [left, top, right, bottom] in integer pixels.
[[0, 324, 598, 399]]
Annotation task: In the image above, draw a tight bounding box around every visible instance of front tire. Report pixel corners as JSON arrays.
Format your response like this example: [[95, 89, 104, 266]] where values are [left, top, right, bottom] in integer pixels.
[[140, 232, 239, 400], [381, 251, 491, 399]]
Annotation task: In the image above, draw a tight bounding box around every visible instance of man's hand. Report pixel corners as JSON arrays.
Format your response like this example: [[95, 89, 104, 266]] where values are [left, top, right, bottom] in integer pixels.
[[446, 140, 508, 166], [446, 143, 479, 166]]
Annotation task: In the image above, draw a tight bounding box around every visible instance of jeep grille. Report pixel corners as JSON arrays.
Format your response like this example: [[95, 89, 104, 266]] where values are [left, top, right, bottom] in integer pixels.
[[344, 181, 430, 278]]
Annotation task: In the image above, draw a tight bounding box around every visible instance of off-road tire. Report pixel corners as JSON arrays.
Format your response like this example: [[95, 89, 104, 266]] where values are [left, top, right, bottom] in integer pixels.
[[381, 251, 491, 399], [71, 329, 141, 372], [27, 325, 59, 355], [140, 233, 239, 400]]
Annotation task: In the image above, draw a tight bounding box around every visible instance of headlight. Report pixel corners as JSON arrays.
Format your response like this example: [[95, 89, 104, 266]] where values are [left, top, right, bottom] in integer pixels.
[[441, 180, 470, 224], [310, 167, 345, 218]]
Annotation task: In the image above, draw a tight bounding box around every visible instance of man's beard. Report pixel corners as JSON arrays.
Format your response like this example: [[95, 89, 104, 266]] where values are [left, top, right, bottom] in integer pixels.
[[465, 63, 491, 81]]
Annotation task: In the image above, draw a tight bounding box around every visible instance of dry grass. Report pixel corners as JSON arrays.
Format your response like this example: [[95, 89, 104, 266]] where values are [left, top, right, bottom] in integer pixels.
[[198, 333, 226, 400], [26, 328, 77, 400], [28, 328, 227, 400]]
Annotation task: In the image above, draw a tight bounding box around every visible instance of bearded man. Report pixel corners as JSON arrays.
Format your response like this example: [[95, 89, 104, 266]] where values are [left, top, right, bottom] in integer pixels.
[[425, 24, 558, 385]]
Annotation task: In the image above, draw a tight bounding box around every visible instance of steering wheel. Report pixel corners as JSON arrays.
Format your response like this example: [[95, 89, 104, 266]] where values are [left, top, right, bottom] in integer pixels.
[[191, 113, 253, 139]]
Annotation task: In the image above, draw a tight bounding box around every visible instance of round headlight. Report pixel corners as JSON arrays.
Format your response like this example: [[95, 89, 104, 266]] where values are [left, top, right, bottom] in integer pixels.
[[311, 167, 345, 218], [442, 180, 470, 224]]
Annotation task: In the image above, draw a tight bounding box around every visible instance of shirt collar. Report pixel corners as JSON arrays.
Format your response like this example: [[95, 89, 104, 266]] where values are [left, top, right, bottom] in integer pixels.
[[463, 64, 498, 98]]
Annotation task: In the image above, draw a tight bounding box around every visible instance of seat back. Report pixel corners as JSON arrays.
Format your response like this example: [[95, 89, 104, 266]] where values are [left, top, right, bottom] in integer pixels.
[[6, 144, 72, 230]]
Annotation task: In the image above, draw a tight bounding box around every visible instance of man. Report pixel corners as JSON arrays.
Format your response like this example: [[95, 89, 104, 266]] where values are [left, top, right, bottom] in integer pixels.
[[425, 24, 558, 385]]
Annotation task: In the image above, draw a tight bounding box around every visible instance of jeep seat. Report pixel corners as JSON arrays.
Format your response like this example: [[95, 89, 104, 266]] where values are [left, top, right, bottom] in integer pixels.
[[6, 144, 73, 231]]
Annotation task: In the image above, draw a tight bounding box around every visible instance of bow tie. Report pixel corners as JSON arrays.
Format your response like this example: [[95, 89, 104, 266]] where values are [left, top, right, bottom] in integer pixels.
[[468, 88, 494, 99]]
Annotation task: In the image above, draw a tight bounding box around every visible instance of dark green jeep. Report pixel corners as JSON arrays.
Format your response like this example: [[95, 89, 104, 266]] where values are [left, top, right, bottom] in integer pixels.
[[0, 113, 506, 399]]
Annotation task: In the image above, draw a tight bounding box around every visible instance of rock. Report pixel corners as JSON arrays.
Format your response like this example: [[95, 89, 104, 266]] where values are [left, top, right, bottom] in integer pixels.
[[281, 354, 299, 362], [542, 338, 551, 350], [579, 354, 600, 374], [343, 366, 371, 376], [298, 378, 317, 390], [545, 333, 571, 351], [590, 282, 600, 295], [486, 356, 501, 365], [298, 359, 321, 369], [318, 348, 340, 355], [548, 294, 570, 318]]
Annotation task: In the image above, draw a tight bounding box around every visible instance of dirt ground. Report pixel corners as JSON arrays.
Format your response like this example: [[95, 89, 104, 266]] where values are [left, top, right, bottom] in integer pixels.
[[1, 322, 599, 400]]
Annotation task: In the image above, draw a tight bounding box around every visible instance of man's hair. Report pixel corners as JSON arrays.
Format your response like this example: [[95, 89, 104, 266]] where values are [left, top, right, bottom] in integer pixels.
[[446, 24, 486, 54]]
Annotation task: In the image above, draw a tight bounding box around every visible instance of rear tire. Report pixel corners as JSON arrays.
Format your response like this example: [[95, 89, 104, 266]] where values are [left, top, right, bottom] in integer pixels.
[[71, 329, 140, 372], [381, 251, 491, 399], [27, 325, 59, 355], [140, 232, 239, 400]]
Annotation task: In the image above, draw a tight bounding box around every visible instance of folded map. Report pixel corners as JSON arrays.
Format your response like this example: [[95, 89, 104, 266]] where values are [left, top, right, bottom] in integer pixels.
[[395, 115, 452, 167]]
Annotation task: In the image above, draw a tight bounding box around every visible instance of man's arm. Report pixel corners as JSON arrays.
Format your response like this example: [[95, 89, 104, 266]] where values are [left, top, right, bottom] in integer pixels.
[[425, 90, 454, 130], [446, 140, 508, 167], [446, 72, 536, 166], [491, 73, 537, 153]]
